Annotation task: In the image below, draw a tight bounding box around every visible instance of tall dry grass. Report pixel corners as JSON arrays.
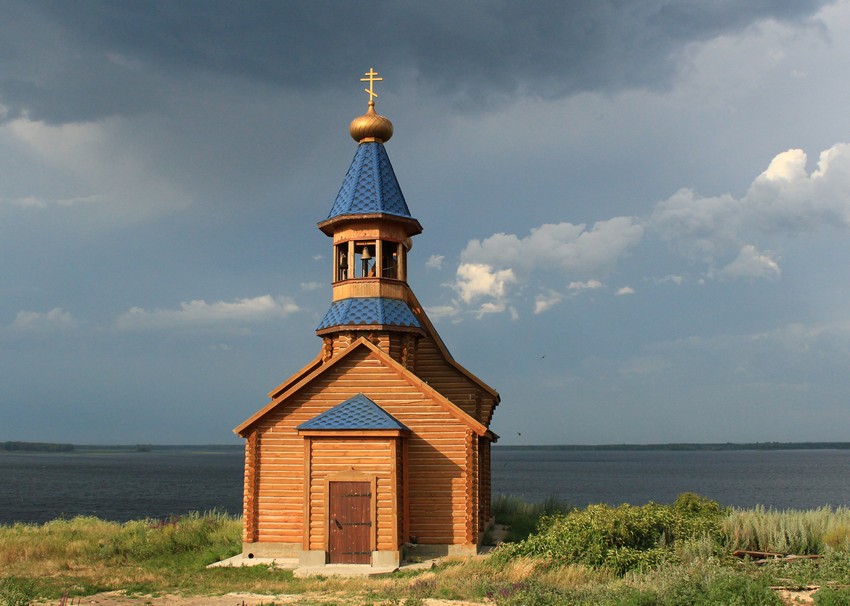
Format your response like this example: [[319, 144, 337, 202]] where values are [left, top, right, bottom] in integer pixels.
[[723, 505, 850, 554], [0, 511, 241, 579]]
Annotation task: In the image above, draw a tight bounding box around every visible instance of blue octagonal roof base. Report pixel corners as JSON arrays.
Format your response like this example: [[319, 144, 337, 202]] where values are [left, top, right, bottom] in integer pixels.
[[316, 297, 421, 331], [297, 394, 409, 431]]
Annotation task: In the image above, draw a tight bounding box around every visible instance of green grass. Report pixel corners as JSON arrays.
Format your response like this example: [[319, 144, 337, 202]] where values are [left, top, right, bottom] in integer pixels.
[[3, 498, 850, 605]]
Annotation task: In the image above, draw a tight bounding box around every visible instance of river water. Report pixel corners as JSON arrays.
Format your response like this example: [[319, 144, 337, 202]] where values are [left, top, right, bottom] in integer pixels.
[[2, 447, 849, 524]]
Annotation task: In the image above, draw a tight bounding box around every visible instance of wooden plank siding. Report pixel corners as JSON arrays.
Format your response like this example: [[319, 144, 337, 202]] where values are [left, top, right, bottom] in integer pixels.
[[413, 336, 496, 425], [308, 438, 395, 551], [246, 345, 477, 547], [243, 431, 259, 543], [326, 332, 495, 426]]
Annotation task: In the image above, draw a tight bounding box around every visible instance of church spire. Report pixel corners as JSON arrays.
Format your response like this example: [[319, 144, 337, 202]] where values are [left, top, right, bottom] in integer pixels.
[[315, 69, 424, 339], [319, 68, 421, 230]]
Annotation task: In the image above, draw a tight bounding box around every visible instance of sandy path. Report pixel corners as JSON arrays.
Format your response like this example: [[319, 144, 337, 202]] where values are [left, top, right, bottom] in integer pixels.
[[36, 591, 487, 606]]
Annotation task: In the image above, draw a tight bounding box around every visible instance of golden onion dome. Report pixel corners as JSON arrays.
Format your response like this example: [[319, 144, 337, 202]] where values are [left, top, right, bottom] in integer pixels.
[[349, 100, 394, 143]]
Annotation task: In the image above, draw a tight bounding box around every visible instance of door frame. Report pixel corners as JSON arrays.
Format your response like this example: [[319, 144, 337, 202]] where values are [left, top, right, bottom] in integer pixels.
[[324, 469, 377, 561]]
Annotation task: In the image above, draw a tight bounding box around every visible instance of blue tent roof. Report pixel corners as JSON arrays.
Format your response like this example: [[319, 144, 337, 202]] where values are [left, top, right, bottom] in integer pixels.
[[297, 393, 409, 431], [316, 297, 421, 331], [326, 142, 413, 220]]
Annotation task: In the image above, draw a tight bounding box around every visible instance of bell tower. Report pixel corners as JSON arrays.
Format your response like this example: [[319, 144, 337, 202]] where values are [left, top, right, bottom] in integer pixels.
[[235, 70, 499, 566], [315, 69, 425, 360]]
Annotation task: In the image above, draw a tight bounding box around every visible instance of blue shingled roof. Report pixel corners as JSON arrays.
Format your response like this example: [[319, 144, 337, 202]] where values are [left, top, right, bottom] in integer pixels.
[[316, 297, 421, 331], [297, 394, 409, 431], [326, 142, 413, 220]]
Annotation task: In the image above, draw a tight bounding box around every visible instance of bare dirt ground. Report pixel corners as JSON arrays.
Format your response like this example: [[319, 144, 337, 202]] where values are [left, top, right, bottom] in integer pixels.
[[35, 592, 487, 606], [36, 588, 821, 606], [775, 587, 818, 605]]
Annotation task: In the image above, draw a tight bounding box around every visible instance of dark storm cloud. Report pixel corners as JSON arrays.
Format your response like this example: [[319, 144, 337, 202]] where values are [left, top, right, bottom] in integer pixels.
[[0, 0, 833, 124]]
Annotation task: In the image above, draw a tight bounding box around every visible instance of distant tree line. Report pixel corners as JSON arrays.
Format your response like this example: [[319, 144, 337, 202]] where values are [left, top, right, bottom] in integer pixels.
[[1, 441, 75, 452]]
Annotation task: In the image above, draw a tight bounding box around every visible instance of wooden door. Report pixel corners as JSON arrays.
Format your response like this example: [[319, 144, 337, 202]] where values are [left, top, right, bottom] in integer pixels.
[[328, 481, 372, 564]]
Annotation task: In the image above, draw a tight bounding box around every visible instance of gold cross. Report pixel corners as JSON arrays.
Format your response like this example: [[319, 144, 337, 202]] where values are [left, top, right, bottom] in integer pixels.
[[360, 68, 383, 102]]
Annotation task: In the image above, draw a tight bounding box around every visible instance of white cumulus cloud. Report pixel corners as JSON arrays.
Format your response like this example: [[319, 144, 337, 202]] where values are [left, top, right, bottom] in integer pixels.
[[460, 217, 644, 275], [714, 245, 781, 281], [569, 279, 604, 291], [445, 141, 850, 318], [8, 308, 79, 333], [450, 218, 642, 317], [454, 263, 516, 304], [425, 254, 445, 269], [424, 304, 460, 321], [651, 143, 850, 271], [116, 295, 299, 330], [534, 290, 563, 314]]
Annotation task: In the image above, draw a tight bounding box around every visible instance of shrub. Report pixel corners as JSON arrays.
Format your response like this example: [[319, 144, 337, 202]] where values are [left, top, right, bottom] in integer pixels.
[[495, 495, 725, 574], [662, 568, 782, 605], [815, 587, 850, 606], [0, 576, 35, 606]]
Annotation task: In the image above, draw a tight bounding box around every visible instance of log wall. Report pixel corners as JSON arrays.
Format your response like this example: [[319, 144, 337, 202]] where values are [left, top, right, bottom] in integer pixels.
[[413, 336, 496, 425], [247, 346, 474, 546]]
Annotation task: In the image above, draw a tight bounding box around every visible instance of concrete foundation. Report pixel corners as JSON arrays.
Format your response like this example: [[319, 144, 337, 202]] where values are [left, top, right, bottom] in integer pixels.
[[403, 542, 478, 561], [372, 550, 400, 568], [241, 541, 300, 559], [298, 550, 328, 567]]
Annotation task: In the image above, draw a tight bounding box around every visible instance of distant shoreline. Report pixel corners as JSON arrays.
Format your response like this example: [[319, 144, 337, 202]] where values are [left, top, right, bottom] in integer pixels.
[[1, 441, 243, 453], [494, 442, 850, 452], [4, 440, 850, 453]]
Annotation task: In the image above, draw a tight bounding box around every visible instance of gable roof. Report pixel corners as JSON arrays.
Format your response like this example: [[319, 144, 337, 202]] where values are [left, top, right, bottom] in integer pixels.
[[405, 290, 500, 402], [296, 393, 409, 431], [326, 142, 413, 220], [234, 336, 489, 437]]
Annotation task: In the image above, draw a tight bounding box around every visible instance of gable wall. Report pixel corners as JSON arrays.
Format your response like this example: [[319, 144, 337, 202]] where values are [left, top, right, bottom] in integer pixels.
[[325, 331, 494, 426], [249, 346, 474, 546]]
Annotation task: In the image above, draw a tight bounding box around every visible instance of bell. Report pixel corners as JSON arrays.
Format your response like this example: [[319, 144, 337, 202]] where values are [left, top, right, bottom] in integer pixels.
[[338, 252, 348, 269], [360, 246, 373, 260]]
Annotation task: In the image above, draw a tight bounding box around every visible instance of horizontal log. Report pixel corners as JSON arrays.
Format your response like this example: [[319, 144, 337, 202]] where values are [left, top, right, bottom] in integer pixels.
[[256, 466, 303, 474], [252, 491, 301, 499], [255, 520, 303, 528], [256, 525, 302, 532], [311, 444, 395, 451], [256, 537, 302, 544]]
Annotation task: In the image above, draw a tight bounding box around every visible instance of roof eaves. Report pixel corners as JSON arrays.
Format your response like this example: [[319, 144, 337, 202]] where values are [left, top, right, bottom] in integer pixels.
[[317, 213, 422, 237]]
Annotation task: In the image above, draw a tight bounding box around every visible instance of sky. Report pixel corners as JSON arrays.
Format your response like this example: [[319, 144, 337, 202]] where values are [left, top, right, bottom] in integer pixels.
[[1, 0, 849, 446]]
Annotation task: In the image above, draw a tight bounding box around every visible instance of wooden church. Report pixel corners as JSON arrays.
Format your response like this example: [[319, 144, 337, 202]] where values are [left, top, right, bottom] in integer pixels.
[[235, 70, 499, 568]]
